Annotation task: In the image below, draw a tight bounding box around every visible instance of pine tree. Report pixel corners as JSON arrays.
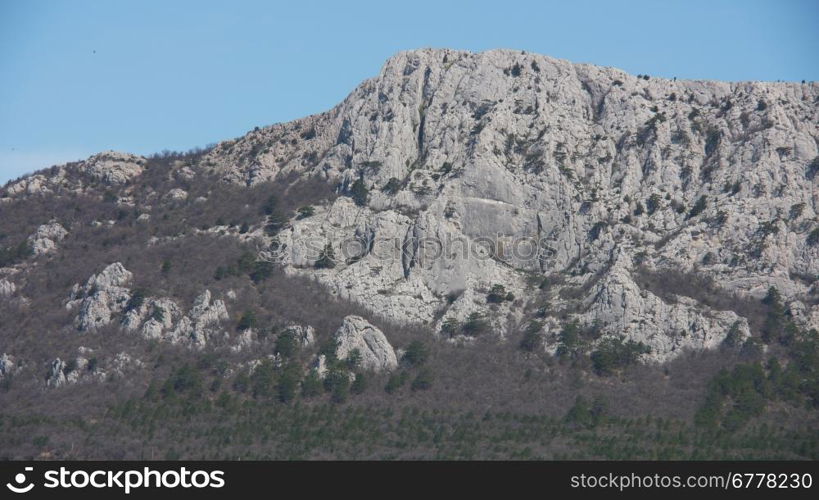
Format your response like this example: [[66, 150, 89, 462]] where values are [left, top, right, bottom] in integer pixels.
[[315, 243, 336, 269]]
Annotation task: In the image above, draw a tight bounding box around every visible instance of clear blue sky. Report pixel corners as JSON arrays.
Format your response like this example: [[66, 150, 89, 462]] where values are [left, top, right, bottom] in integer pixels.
[[1, 0, 817, 184]]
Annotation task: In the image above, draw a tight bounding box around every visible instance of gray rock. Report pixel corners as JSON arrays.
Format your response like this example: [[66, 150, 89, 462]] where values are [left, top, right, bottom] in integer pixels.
[[0, 279, 15, 298], [333, 315, 398, 372], [71, 263, 133, 331], [27, 221, 68, 255], [235, 49, 818, 360]]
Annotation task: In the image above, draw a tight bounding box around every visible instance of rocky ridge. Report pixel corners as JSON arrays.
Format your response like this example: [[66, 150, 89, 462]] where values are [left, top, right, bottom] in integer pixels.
[[3, 48, 818, 365]]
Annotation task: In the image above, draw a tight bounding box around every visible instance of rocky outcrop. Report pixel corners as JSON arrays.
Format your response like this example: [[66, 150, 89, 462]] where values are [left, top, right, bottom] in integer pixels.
[[239, 49, 818, 360], [2, 151, 145, 200], [122, 296, 182, 340], [28, 222, 68, 255], [165, 188, 188, 201], [285, 324, 316, 347], [69, 263, 133, 331], [4, 49, 819, 363], [81, 151, 145, 185], [169, 290, 230, 347], [0, 353, 17, 378], [333, 315, 398, 372], [0, 279, 15, 297]]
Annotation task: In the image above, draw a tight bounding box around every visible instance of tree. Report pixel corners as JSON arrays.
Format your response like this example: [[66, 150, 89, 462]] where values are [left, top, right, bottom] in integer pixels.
[[277, 364, 301, 403], [564, 396, 593, 429], [441, 318, 460, 337], [297, 206, 315, 219], [315, 243, 336, 269], [556, 321, 581, 359], [301, 372, 323, 398], [325, 367, 351, 403], [351, 373, 367, 395], [250, 360, 276, 399], [591, 336, 651, 376], [646, 193, 662, 215], [237, 310, 257, 331], [520, 321, 543, 352], [350, 178, 369, 207], [385, 372, 406, 394], [687, 195, 707, 219], [411, 369, 433, 391], [275, 329, 298, 359], [462, 312, 489, 336], [403, 340, 428, 367], [125, 289, 147, 313], [487, 284, 507, 303]]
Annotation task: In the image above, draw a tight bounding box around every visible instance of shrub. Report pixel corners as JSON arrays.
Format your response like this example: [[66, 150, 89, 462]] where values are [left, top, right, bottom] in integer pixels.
[[807, 156, 819, 179], [301, 372, 323, 398], [687, 195, 707, 219], [125, 289, 147, 312], [264, 212, 288, 236], [275, 329, 298, 359], [589, 221, 607, 241], [345, 348, 362, 370], [790, 203, 806, 220], [237, 310, 257, 331], [646, 193, 662, 215], [249, 360, 276, 399], [151, 306, 165, 323], [277, 364, 301, 403], [462, 312, 490, 336], [249, 260, 274, 283], [486, 284, 507, 303], [403, 340, 428, 367], [807, 228, 819, 247], [411, 369, 433, 391], [519, 321, 543, 352], [721, 321, 744, 349], [297, 206, 315, 219], [315, 243, 336, 269], [0, 240, 32, 267], [162, 364, 203, 398], [350, 178, 369, 207], [704, 127, 721, 156], [590, 336, 651, 376], [555, 321, 581, 359], [261, 195, 278, 216], [441, 318, 460, 337], [325, 367, 351, 403], [382, 178, 401, 195], [563, 396, 594, 429], [351, 373, 367, 395], [385, 372, 406, 394]]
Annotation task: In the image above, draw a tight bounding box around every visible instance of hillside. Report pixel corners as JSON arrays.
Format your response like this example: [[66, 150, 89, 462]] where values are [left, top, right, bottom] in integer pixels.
[[1, 49, 818, 459]]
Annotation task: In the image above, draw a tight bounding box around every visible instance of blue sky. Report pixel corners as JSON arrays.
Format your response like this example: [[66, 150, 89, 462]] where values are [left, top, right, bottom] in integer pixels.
[[1, 0, 817, 184]]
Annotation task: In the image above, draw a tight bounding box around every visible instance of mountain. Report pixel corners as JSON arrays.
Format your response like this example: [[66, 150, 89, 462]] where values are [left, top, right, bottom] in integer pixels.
[[1, 49, 818, 459]]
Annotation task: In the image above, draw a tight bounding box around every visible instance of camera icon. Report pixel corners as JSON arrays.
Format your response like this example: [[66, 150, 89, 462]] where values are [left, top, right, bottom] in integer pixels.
[[6, 467, 35, 494]]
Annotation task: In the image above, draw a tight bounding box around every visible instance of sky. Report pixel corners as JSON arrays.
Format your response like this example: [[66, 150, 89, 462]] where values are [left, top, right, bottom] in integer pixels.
[[1, 0, 817, 184]]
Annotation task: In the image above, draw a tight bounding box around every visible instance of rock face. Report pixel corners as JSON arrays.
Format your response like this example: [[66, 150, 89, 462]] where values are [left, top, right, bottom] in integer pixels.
[[70, 263, 133, 331], [169, 290, 230, 347], [3, 49, 818, 364], [3, 151, 145, 199], [81, 151, 145, 185], [226, 48, 817, 361], [68, 262, 229, 346], [333, 315, 398, 372], [28, 222, 68, 255]]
